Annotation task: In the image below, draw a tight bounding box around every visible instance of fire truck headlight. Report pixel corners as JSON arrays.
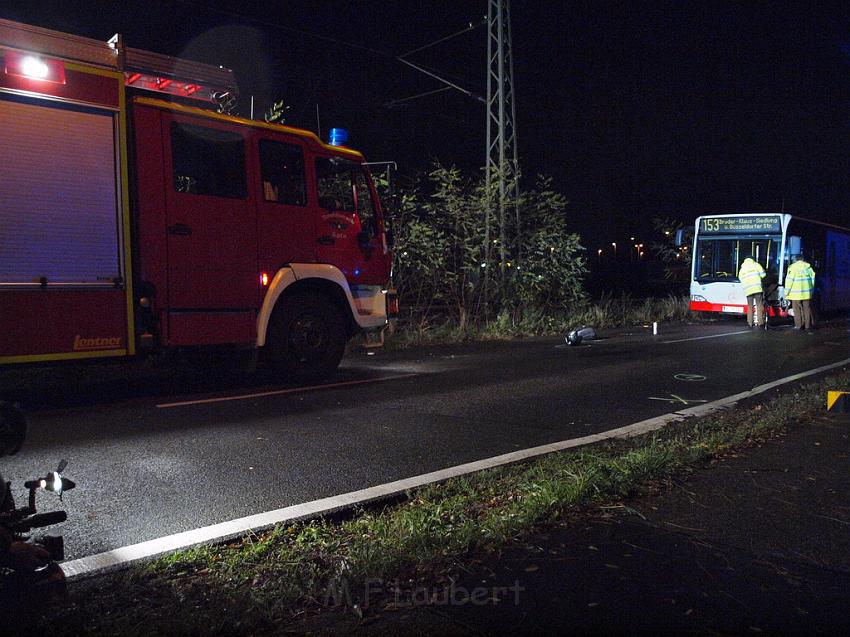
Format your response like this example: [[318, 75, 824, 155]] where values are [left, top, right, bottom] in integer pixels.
[[21, 56, 50, 79], [5, 51, 66, 84]]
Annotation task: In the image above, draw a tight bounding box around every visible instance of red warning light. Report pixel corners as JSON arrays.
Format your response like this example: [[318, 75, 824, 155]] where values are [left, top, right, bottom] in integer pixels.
[[123, 72, 213, 102]]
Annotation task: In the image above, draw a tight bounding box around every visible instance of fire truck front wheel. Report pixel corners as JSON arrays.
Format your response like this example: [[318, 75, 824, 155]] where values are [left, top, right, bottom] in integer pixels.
[[267, 292, 347, 382]]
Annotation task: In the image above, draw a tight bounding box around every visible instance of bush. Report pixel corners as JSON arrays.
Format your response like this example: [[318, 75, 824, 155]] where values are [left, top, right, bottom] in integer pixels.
[[391, 163, 586, 330]]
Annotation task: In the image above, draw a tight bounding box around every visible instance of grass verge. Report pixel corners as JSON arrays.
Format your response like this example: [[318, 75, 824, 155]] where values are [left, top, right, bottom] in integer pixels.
[[8, 370, 844, 636], [386, 293, 692, 349]]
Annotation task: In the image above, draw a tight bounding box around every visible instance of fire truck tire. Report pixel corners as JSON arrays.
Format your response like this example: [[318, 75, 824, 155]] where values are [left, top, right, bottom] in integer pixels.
[[267, 292, 347, 381]]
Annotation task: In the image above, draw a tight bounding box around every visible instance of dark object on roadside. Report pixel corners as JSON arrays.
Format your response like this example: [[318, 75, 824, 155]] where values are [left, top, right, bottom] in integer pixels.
[[0, 402, 26, 457], [566, 326, 598, 346], [1, 453, 75, 598]]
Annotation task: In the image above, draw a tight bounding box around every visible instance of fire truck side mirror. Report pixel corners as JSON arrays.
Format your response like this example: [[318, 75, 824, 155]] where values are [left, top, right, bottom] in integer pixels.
[[384, 193, 401, 219]]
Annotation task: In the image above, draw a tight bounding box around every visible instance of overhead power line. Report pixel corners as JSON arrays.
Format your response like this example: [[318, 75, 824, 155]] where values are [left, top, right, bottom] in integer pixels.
[[384, 86, 452, 109], [396, 57, 485, 103], [399, 19, 486, 58], [173, 0, 394, 58]]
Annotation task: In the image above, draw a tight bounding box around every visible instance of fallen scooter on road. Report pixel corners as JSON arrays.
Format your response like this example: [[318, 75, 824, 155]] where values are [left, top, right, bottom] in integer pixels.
[[1, 402, 76, 599], [565, 325, 598, 346]]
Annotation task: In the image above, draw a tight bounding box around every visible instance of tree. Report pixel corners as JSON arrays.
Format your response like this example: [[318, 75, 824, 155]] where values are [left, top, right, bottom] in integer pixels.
[[391, 162, 587, 330], [264, 100, 291, 124], [651, 217, 692, 284], [510, 177, 586, 316]]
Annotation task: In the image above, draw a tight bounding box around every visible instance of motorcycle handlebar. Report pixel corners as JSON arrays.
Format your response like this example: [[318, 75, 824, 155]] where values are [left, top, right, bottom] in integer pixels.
[[10, 510, 67, 532]]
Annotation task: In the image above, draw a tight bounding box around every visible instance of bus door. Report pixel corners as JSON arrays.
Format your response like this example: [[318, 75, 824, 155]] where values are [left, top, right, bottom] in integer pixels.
[[745, 237, 781, 297]]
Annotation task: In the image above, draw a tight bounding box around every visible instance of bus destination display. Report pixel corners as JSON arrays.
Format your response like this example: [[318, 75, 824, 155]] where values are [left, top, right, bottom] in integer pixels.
[[700, 215, 781, 234]]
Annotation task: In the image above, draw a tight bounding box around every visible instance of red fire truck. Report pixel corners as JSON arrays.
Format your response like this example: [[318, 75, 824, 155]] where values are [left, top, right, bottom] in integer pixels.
[[0, 19, 396, 380]]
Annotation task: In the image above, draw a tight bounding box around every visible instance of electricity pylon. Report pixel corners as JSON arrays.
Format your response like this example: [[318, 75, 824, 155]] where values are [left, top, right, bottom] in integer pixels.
[[485, 0, 520, 285], [389, 3, 520, 298]]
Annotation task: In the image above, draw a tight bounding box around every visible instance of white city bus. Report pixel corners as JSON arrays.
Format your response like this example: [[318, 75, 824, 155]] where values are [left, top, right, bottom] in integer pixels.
[[687, 213, 850, 319]]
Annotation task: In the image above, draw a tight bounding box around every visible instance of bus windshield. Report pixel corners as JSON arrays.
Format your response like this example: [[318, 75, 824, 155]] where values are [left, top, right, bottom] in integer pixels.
[[695, 236, 780, 283]]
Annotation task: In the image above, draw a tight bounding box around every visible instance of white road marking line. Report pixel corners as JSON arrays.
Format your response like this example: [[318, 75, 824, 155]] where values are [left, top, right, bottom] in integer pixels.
[[155, 374, 420, 408], [662, 330, 751, 344], [648, 394, 708, 405], [556, 330, 751, 347], [674, 373, 706, 382], [62, 356, 850, 581]]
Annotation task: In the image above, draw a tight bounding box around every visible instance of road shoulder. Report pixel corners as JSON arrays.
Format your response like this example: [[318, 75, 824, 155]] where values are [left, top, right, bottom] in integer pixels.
[[295, 413, 850, 635]]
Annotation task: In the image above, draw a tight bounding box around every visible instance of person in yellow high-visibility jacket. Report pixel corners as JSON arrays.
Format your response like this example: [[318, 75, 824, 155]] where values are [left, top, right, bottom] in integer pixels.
[[784, 254, 816, 331], [738, 255, 766, 327]]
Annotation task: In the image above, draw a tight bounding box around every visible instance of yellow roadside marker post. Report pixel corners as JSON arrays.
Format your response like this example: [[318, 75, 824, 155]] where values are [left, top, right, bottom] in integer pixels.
[[827, 391, 850, 413]]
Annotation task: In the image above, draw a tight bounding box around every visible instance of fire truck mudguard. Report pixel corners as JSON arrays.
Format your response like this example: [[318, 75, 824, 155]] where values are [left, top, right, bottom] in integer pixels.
[[256, 264, 389, 348]]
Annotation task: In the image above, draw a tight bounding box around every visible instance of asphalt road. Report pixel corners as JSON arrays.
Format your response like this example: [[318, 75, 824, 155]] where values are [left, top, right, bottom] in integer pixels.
[[2, 319, 849, 561]]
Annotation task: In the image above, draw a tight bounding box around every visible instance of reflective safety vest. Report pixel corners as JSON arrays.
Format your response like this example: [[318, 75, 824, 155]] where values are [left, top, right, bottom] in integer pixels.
[[738, 258, 766, 296], [785, 260, 816, 300]]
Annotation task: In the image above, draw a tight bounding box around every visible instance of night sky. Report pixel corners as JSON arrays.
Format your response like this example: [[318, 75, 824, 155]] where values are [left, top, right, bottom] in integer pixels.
[[4, 1, 850, 250]]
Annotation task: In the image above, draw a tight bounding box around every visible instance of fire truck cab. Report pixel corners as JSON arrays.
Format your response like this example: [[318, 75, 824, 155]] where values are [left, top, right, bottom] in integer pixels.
[[0, 19, 395, 381]]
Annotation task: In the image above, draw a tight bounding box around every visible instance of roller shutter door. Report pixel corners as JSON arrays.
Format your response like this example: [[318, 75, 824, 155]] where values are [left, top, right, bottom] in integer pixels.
[[0, 98, 120, 285]]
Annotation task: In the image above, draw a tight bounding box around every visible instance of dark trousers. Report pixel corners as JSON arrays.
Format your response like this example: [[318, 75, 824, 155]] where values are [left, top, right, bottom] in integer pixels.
[[791, 299, 813, 330], [746, 293, 764, 327]]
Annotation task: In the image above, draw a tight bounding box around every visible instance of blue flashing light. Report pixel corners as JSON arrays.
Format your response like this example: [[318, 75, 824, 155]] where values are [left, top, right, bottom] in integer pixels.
[[328, 127, 349, 146]]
